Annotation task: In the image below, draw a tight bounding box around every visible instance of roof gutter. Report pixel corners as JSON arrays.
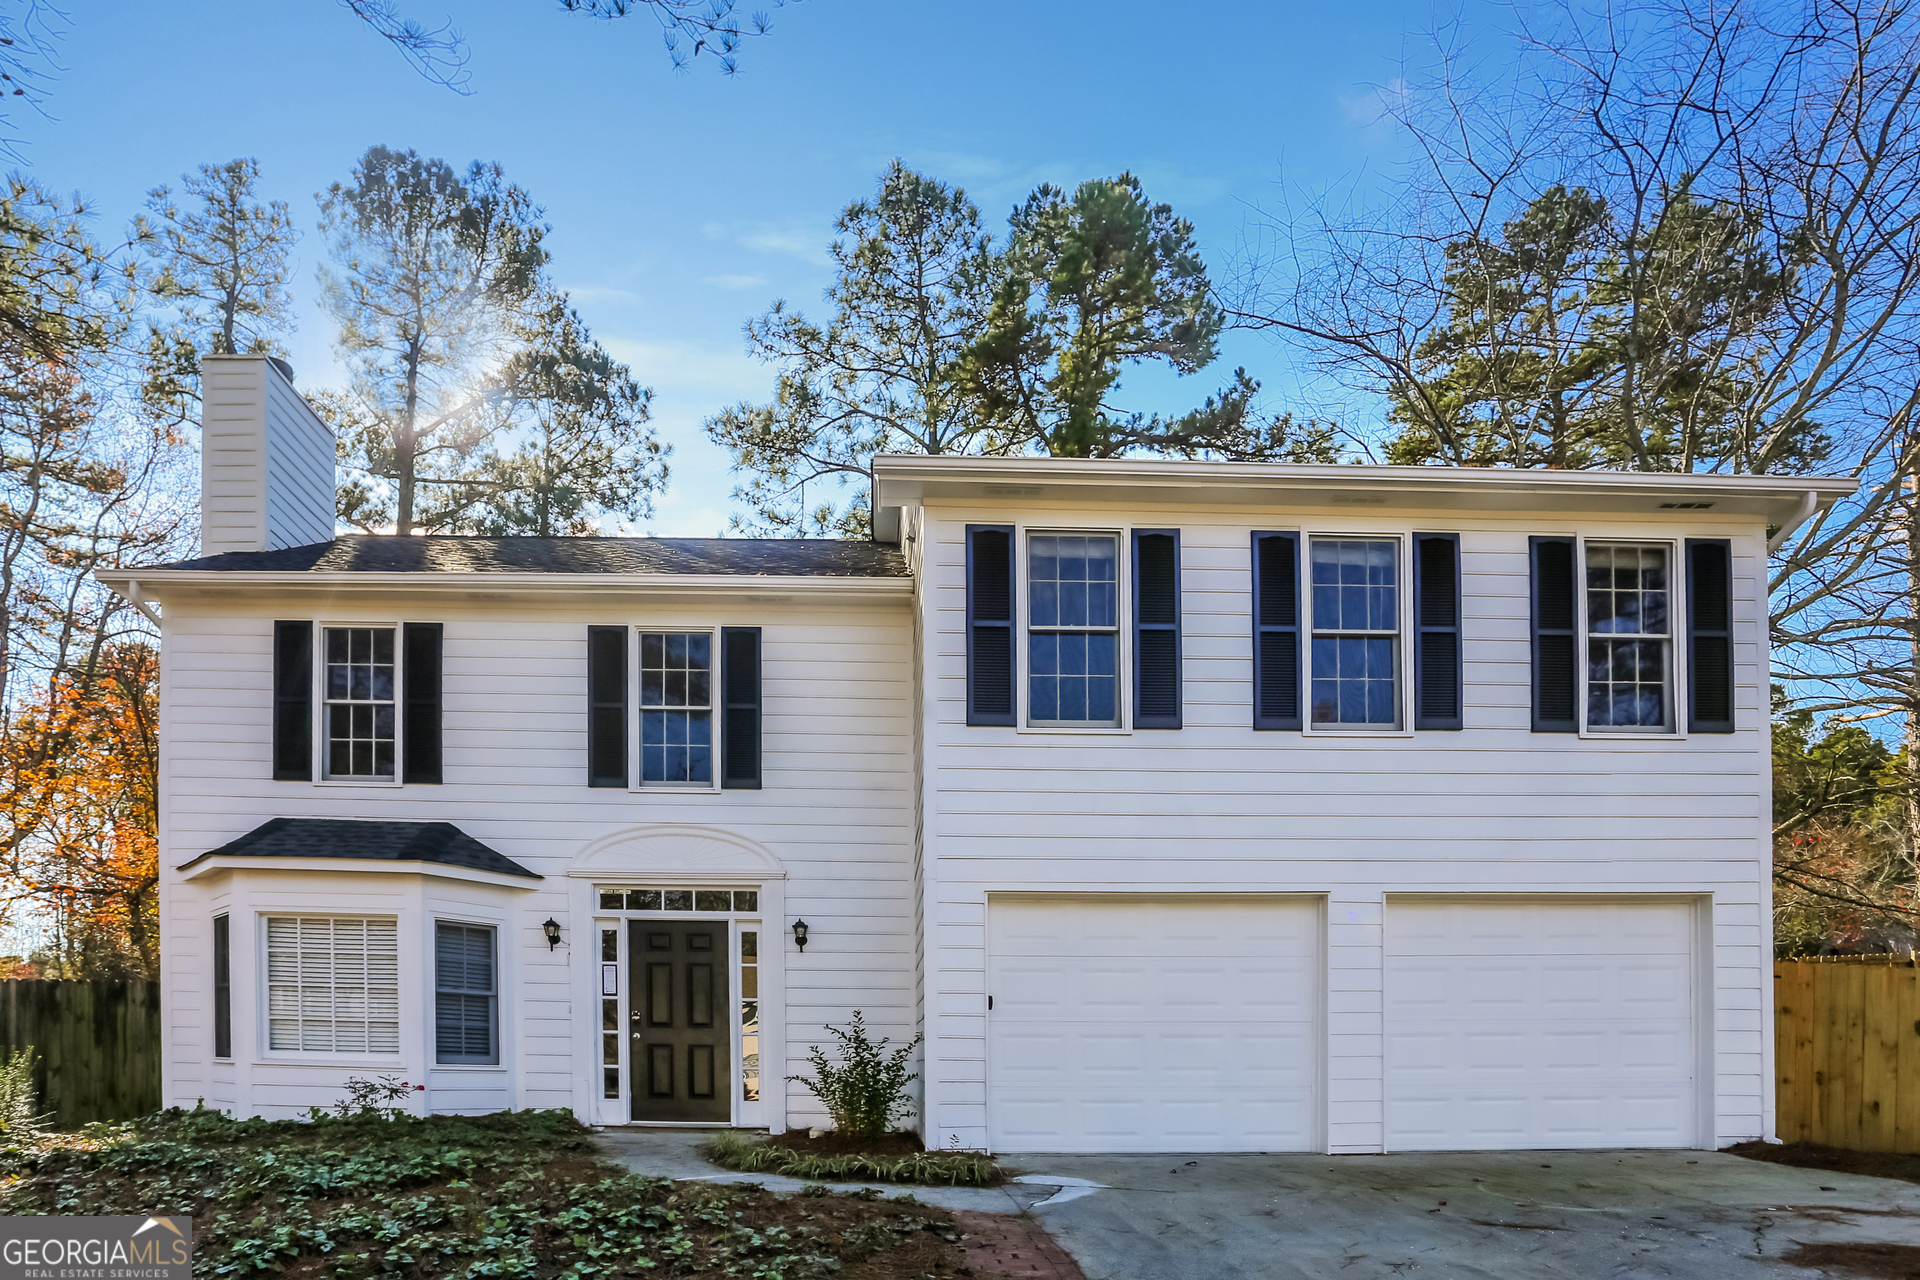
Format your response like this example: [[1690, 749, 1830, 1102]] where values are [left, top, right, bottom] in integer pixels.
[[1767, 489, 1822, 555], [95, 570, 915, 600]]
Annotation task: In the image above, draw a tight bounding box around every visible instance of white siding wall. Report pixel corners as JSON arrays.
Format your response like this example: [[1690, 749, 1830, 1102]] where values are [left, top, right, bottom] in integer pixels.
[[916, 499, 1772, 1154], [159, 593, 916, 1124], [198, 357, 336, 556]]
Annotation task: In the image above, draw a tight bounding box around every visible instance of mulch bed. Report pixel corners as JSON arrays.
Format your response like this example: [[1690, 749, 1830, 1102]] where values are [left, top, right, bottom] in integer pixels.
[[769, 1129, 926, 1158], [1726, 1140, 1920, 1185], [951, 1210, 1090, 1280], [1780, 1242, 1920, 1278]]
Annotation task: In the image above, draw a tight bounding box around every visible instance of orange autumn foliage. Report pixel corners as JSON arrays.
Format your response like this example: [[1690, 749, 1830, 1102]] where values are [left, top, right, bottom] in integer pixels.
[[0, 644, 158, 977]]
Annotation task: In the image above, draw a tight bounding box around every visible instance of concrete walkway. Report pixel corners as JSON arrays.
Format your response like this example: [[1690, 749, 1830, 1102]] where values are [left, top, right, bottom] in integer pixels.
[[595, 1133, 1920, 1278]]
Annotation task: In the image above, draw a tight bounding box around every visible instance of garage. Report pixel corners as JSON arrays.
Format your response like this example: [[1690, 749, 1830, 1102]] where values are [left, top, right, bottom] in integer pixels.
[[986, 894, 1319, 1154], [1384, 897, 1699, 1151]]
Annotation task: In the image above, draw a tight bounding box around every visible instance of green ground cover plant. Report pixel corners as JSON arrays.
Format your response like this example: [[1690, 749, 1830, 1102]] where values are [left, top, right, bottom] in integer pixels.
[[0, 1105, 968, 1278], [699, 1131, 1004, 1188]]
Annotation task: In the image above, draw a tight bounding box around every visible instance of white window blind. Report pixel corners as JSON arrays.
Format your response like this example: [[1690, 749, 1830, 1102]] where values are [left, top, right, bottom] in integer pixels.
[[266, 917, 400, 1053]]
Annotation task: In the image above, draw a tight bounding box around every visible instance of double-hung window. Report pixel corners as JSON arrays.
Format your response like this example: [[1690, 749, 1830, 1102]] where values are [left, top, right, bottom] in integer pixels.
[[1585, 542, 1673, 732], [324, 627, 396, 779], [1027, 533, 1120, 727], [639, 631, 713, 785], [1308, 537, 1401, 729], [435, 922, 499, 1065]]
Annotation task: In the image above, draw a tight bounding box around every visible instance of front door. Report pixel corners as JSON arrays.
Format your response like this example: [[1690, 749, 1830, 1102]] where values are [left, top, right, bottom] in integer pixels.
[[628, 920, 731, 1121]]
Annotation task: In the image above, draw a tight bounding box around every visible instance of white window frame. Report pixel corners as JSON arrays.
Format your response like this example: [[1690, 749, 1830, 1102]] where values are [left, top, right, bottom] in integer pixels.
[[590, 896, 765, 1128], [629, 624, 723, 792], [313, 619, 405, 787], [1576, 536, 1686, 739], [259, 913, 403, 1063], [1016, 525, 1131, 734], [1301, 531, 1413, 738]]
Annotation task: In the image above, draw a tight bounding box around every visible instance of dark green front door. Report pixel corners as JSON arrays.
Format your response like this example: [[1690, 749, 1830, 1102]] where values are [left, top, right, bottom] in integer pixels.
[[629, 920, 731, 1121]]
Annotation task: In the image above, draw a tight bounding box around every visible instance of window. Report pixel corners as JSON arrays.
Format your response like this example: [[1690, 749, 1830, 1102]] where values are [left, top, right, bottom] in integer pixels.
[[596, 887, 757, 912], [1308, 538, 1401, 728], [740, 930, 760, 1102], [213, 915, 231, 1059], [601, 928, 621, 1099], [1585, 542, 1673, 732], [1028, 533, 1120, 727], [266, 917, 399, 1054], [324, 627, 395, 779], [435, 922, 498, 1065], [639, 632, 712, 785]]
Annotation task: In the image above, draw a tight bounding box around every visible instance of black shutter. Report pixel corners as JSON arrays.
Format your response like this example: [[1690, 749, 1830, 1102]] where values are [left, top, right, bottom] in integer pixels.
[[1530, 536, 1578, 733], [587, 626, 628, 787], [402, 622, 444, 784], [1687, 538, 1735, 733], [966, 525, 1016, 726], [1133, 530, 1182, 729], [1252, 531, 1302, 730], [272, 620, 312, 780], [213, 914, 231, 1060], [722, 627, 762, 789], [1413, 533, 1463, 730]]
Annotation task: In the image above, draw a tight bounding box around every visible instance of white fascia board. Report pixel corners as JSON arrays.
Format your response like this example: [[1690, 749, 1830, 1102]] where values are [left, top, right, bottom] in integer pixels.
[[868, 455, 1859, 525], [178, 856, 541, 890], [96, 571, 913, 605]]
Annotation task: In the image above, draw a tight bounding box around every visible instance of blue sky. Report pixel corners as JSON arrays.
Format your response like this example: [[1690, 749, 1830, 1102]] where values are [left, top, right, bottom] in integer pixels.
[[40, 0, 1448, 534]]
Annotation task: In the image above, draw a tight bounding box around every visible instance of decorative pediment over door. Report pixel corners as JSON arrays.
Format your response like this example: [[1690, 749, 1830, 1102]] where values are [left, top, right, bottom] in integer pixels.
[[566, 826, 786, 883]]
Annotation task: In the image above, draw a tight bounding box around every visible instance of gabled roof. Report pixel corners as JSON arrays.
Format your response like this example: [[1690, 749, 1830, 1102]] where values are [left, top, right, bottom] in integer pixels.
[[135, 535, 909, 578], [177, 817, 541, 879]]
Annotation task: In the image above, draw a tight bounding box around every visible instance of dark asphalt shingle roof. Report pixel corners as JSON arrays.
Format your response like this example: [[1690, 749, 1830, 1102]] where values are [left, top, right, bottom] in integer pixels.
[[141, 535, 909, 578], [179, 817, 541, 879]]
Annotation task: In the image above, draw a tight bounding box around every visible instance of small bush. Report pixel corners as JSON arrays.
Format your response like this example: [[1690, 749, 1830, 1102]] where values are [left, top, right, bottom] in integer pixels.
[[787, 1010, 922, 1140], [0, 1048, 49, 1139], [700, 1131, 1004, 1187]]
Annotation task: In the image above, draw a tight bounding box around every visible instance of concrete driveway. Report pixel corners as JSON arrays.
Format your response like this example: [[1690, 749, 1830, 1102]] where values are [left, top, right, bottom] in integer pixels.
[[1016, 1149, 1920, 1279]]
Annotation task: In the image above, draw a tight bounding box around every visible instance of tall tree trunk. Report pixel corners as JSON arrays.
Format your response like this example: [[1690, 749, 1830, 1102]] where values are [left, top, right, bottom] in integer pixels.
[[1908, 472, 1920, 906]]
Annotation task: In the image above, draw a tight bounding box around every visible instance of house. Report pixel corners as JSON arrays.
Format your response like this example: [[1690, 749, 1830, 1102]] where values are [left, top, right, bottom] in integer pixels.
[[100, 354, 1855, 1155]]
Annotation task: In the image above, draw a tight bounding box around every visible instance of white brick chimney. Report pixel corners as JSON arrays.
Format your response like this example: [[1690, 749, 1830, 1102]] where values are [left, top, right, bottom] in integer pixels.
[[199, 354, 337, 556]]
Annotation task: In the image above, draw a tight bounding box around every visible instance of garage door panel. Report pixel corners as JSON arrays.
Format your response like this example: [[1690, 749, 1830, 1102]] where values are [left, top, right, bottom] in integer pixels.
[[989, 896, 1319, 1154], [1385, 899, 1697, 1151]]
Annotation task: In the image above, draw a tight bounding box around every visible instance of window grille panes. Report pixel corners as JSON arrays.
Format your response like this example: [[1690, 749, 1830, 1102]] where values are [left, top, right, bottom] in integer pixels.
[[324, 627, 396, 778], [595, 887, 758, 914], [1309, 539, 1401, 728], [434, 922, 498, 1065], [1585, 543, 1673, 730], [213, 915, 231, 1060], [1028, 533, 1120, 727], [639, 632, 713, 784], [266, 917, 399, 1053], [741, 930, 760, 1102]]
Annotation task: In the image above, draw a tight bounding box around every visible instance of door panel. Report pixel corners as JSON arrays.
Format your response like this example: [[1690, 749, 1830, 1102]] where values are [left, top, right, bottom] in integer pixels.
[[629, 920, 731, 1121], [987, 895, 1320, 1154], [1384, 898, 1696, 1150]]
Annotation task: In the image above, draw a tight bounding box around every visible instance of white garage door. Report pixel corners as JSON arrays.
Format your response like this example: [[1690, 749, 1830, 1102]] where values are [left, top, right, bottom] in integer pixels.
[[987, 895, 1318, 1154], [1385, 898, 1697, 1151]]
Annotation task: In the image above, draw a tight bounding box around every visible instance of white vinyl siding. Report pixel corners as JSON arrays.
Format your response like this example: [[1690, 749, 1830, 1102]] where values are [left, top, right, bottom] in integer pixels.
[[266, 917, 401, 1054]]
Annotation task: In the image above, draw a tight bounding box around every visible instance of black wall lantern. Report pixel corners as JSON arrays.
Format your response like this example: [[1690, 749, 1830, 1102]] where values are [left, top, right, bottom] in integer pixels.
[[791, 919, 809, 951], [542, 918, 562, 950]]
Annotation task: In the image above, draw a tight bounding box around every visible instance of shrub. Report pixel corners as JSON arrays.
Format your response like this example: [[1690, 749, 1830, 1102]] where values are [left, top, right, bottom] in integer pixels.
[[787, 1011, 921, 1141], [0, 1047, 48, 1138], [699, 1131, 1003, 1187]]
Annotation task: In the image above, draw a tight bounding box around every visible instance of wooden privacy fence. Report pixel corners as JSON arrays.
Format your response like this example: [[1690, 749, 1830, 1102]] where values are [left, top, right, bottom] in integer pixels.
[[1776, 957, 1920, 1152], [0, 979, 160, 1129]]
